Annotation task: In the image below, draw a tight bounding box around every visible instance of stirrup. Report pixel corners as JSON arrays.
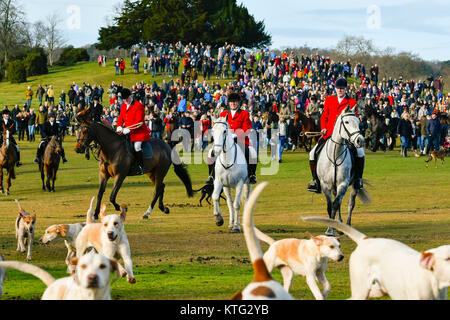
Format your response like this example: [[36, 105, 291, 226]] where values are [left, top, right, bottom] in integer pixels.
[[307, 181, 321, 194], [16, 162, 22, 167], [249, 175, 257, 184], [33, 158, 39, 164], [136, 166, 144, 175], [354, 179, 363, 190]]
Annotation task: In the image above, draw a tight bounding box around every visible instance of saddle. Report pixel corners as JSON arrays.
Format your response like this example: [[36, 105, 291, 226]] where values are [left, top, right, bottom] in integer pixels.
[[125, 136, 153, 175], [315, 138, 357, 177]]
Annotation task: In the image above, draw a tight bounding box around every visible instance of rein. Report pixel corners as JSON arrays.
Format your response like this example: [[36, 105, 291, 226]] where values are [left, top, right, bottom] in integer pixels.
[[214, 121, 238, 170]]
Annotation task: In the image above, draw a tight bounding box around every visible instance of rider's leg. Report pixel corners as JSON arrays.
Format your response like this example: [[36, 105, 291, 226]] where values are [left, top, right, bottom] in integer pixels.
[[10, 137, 22, 166], [245, 144, 257, 184], [134, 141, 144, 175], [354, 147, 365, 190], [307, 143, 321, 193], [34, 140, 46, 163], [206, 148, 216, 185], [60, 145, 68, 163]]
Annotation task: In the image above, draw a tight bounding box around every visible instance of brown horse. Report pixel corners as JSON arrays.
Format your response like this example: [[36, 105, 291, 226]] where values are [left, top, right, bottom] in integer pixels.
[[166, 111, 180, 148], [39, 135, 63, 192], [294, 111, 321, 151], [74, 109, 193, 220], [0, 125, 18, 195]]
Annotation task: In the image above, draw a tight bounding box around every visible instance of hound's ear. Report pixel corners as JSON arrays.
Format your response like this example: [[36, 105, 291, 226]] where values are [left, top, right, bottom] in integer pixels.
[[109, 258, 121, 283], [420, 252, 435, 271], [312, 236, 323, 246], [69, 257, 79, 276], [100, 203, 107, 220], [305, 231, 314, 239], [230, 290, 243, 300], [119, 204, 127, 222], [59, 225, 68, 237]]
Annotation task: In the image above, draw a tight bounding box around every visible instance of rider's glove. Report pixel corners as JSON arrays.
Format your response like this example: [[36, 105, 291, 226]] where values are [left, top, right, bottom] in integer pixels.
[[123, 128, 130, 135], [116, 126, 123, 133]]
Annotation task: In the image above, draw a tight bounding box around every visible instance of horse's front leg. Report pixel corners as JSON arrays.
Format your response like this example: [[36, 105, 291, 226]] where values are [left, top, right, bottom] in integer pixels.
[[323, 189, 335, 236], [6, 169, 12, 195], [232, 182, 245, 233], [40, 165, 46, 191], [347, 187, 358, 226], [212, 180, 224, 227], [110, 174, 127, 212], [0, 168, 4, 194], [95, 170, 110, 219], [222, 186, 234, 231]]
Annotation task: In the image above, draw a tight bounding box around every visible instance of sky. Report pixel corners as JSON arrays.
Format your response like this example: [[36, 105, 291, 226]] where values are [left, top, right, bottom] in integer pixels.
[[23, 0, 450, 62]]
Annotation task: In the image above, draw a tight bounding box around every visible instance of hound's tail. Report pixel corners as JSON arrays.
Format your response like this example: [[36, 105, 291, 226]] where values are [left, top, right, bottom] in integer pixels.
[[242, 182, 272, 282], [86, 196, 96, 224], [0, 261, 55, 287], [302, 217, 368, 244], [254, 227, 276, 246]]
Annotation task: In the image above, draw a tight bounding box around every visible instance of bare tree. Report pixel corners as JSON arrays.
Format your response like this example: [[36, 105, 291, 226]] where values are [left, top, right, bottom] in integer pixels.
[[44, 12, 66, 66], [0, 0, 26, 63]]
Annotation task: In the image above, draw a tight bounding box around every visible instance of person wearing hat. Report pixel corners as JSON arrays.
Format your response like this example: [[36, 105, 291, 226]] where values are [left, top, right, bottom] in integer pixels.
[[307, 77, 365, 193], [116, 88, 150, 175], [90, 97, 103, 122], [206, 91, 258, 185], [0, 109, 22, 166], [33, 112, 67, 164]]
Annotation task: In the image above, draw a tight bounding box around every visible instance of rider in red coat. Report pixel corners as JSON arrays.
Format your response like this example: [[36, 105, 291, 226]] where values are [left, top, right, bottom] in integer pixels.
[[206, 92, 258, 185], [307, 78, 365, 193], [116, 88, 150, 175]]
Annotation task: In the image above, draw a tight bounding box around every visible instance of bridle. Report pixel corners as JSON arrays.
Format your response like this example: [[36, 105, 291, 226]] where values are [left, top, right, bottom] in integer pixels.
[[213, 121, 237, 170], [332, 112, 362, 148]]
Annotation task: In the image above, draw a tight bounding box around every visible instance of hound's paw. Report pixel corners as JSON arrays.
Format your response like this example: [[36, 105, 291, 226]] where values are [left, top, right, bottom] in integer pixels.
[[120, 271, 128, 278], [128, 277, 136, 284]]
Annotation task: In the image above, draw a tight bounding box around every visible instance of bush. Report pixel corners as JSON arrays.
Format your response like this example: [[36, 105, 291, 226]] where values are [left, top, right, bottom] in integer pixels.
[[23, 48, 48, 76], [7, 60, 27, 83], [56, 46, 90, 66]]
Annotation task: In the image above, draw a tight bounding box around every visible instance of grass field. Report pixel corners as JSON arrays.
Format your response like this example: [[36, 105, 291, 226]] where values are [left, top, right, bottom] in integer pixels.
[[0, 135, 448, 300]]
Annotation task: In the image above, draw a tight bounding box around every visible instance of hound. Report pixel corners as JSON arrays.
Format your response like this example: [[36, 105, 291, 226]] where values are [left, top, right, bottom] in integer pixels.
[[254, 228, 344, 299], [0, 253, 5, 299], [193, 183, 226, 206], [0, 252, 119, 300], [15, 200, 36, 261], [75, 203, 136, 284], [425, 148, 449, 168], [303, 217, 450, 300], [231, 182, 293, 300], [40, 197, 94, 266]]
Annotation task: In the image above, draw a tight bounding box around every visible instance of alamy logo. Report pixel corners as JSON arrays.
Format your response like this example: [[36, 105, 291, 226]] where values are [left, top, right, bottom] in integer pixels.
[[66, 5, 81, 30], [367, 5, 381, 30]]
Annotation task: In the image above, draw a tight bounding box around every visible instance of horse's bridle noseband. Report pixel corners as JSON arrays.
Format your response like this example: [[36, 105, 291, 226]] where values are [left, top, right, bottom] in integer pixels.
[[336, 113, 362, 147], [213, 121, 238, 170]]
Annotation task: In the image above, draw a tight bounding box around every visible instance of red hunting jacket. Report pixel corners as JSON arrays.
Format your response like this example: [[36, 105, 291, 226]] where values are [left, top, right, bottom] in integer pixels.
[[321, 95, 357, 140], [220, 109, 253, 146], [117, 100, 150, 142]]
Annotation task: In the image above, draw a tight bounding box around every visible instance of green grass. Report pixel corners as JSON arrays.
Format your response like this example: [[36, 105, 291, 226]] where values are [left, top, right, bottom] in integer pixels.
[[0, 135, 449, 300]]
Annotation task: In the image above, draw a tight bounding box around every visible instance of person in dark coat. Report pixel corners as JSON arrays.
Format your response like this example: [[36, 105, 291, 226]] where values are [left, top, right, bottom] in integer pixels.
[[33, 112, 67, 163], [90, 97, 103, 122], [426, 110, 442, 152], [397, 112, 413, 157], [0, 109, 22, 166]]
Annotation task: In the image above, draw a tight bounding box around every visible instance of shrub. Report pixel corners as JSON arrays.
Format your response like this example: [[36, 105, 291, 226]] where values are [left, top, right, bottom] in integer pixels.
[[56, 46, 90, 66], [23, 48, 48, 76], [8, 60, 27, 83]]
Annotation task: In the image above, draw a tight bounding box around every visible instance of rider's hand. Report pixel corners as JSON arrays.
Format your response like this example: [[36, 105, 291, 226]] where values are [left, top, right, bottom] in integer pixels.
[[123, 128, 130, 135], [116, 126, 123, 133], [321, 128, 327, 136]]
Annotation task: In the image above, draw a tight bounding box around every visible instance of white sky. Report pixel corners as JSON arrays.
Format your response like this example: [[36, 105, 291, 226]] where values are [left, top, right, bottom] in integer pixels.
[[23, 0, 450, 61]]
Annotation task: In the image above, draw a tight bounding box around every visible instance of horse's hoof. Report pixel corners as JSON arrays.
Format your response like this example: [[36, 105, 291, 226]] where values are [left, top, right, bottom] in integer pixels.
[[231, 227, 241, 233], [142, 215, 149, 220], [164, 207, 170, 214], [51, 189, 55, 193], [215, 216, 224, 227], [6, 191, 9, 196]]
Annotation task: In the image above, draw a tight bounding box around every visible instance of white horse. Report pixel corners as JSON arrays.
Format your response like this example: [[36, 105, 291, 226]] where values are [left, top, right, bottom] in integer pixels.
[[211, 118, 251, 233], [316, 106, 371, 236]]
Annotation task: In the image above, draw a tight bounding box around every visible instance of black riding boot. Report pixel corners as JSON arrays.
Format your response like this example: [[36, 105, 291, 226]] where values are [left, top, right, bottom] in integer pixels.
[[61, 147, 68, 163], [248, 163, 257, 184], [353, 156, 365, 190], [34, 146, 42, 164], [206, 163, 215, 185], [16, 150, 22, 167], [307, 160, 321, 193], [134, 151, 145, 175]]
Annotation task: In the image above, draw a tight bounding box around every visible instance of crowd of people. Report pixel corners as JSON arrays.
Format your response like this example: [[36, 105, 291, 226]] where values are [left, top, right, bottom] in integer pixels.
[[7, 41, 450, 165]]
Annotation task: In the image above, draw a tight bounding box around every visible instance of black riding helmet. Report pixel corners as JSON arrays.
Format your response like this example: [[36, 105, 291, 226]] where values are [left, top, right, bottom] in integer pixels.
[[228, 92, 241, 103], [121, 88, 132, 100], [335, 78, 348, 89]]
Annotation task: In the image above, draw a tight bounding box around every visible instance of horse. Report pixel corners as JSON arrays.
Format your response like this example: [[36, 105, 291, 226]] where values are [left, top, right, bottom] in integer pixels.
[[0, 126, 17, 195], [39, 135, 63, 192], [166, 112, 180, 148], [211, 118, 251, 233], [316, 105, 371, 236], [364, 105, 394, 152], [294, 111, 321, 151], [74, 109, 193, 220]]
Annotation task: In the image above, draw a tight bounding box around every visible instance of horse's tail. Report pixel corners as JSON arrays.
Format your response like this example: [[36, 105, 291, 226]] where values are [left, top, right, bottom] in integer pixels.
[[254, 227, 276, 246], [0, 260, 55, 287], [173, 163, 194, 198], [356, 187, 371, 205], [302, 217, 367, 244], [242, 182, 272, 282]]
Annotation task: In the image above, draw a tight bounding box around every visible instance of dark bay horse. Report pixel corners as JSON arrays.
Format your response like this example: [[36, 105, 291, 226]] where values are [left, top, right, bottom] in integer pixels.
[[39, 135, 63, 192], [364, 105, 393, 152], [294, 111, 321, 151], [75, 110, 193, 220], [166, 112, 180, 148], [0, 126, 17, 195]]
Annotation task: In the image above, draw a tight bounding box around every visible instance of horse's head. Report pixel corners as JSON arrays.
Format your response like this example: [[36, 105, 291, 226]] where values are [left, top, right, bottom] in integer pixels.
[[75, 108, 95, 154], [52, 134, 64, 157], [2, 123, 10, 149], [212, 118, 232, 154], [336, 105, 364, 149]]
